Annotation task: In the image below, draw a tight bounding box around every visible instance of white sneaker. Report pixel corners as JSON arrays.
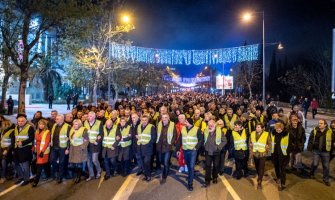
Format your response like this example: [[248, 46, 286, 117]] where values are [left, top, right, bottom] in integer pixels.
[[178, 167, 184, 173], [184, 165, 188, 172]]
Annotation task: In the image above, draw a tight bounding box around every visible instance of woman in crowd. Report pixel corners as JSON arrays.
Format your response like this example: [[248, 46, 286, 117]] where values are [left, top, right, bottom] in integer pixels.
[[69, 119, 89, 184], [32, 119, 51, 187]]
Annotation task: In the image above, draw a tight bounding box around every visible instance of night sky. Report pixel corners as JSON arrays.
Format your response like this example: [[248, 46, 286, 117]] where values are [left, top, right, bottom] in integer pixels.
[[125, 0, 335, 77]]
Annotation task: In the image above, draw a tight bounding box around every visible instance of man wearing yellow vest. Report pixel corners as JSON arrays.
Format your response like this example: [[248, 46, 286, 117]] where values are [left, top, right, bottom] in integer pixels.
[[156, 113, 177, 184], [271, 122, 292, 191], [224, 108, 237, 131], [203, 119, 227, 187], [84, 111, 103, 181], [117, 117, 132, 176], [50, 114, 71, 183], [0, 122, 15, 183], [135, 114, 156, 182], [231, 120, 249, 180], [102, 119, 120, 180], [13, 114, 35, 186], [307, 119, 335, 186], [176, 118, 203, 191], [249, 122, 271, 189]]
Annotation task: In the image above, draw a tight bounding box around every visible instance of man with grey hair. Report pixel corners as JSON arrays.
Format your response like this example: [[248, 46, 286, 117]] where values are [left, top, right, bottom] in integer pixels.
[[84, 111, 103, 181], [50, 114, 71, 183]]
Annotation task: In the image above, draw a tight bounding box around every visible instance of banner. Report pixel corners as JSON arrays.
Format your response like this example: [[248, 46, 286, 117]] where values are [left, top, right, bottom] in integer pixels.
[[216, 75, 233, 89]]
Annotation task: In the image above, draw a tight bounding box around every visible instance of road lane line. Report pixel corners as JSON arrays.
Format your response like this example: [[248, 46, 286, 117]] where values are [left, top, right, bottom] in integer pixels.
[[112, 175, 139, 200], [219, 175, 242, 200], [0, 182, 23, 197]]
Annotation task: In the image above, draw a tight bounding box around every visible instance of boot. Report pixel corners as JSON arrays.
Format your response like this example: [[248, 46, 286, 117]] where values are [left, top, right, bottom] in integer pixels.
[[74, 168, 81, 184]]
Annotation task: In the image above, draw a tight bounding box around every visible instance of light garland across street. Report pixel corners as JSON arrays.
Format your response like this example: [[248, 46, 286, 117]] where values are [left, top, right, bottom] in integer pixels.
[[110, 42, 259, 65]]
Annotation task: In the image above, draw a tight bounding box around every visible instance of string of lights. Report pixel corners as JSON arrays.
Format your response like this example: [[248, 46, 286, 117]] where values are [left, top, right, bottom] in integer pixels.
[[110, 42, 259, 65]]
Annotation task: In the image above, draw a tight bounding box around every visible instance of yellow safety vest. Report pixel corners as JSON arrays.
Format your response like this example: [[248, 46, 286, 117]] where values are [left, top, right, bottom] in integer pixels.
[[156, 121, 174, 144], [232, 129, 247, 150], [151, 112, 159, 122], [222, 128, 228, 135], [181, 126, 199, 150], [224, 114, 237, 130], [51, 123, 70, 148], [35, 130, 50, 154], [70, 127, 86, 146], [1, 129, 14, 148], [104, 111, 112, 120], [84, 120, 101, 143], [119, 125, 132, 147], [102, 125, 117, 148], [271, 134, 289, 155], [250, 131, 269, 153], [15, 124, 32, 148], [312, 128, 333, 152], [137, 124, 153, 145], [204, 127, 222, 145]]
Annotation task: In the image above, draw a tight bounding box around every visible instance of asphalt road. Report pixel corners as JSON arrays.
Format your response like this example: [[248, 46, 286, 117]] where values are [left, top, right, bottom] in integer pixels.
[[1, 104, 335, 200]]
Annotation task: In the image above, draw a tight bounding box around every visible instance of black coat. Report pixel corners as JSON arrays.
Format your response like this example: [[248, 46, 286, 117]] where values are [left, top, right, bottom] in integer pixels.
[[13, 125, 35, 163], [287, 124, 306, 152], [135, 124, 157, 156]]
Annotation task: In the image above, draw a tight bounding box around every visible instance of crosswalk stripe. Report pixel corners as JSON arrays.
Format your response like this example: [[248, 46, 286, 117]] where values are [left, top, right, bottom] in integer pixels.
[[0, 181, 23, 197], [219, 175, 242, 200], [112, 175, 139, 200]]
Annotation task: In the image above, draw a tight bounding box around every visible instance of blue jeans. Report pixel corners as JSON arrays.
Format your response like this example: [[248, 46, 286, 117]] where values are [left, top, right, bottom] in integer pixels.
[[136, 154, 151, 177], [135, 153, 144, 172], [184, 150, 197, 185], [1, 158, 8, 178], [104, 157, 117, 176], [158, 151, 171, 179], [87, 152, 101, 177], [15, 161, 30, 182], [311, 150, 330, 182], [51, 147, 66, 179]]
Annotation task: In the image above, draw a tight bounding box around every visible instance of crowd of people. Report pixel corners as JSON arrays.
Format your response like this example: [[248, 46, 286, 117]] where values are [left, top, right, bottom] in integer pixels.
[[0, 92, 334, 192]]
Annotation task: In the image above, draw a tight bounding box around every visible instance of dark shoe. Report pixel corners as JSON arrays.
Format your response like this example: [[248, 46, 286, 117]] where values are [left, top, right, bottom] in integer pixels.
[[279, 184, 286, 191], [219, 171, 224, 176], [136, 171, 143, 176], [57, 178, 62, 184], [323, 181, 331, 186], [145, 177, 151, 182], [32, 182, 38, 187], [15, 179, 24, 184], [203, 181, 210, 188], [160, 178, 166, 185], [188, 184, 193, 191], [104, 175, 110, 181], [21, 181, 30, 186]]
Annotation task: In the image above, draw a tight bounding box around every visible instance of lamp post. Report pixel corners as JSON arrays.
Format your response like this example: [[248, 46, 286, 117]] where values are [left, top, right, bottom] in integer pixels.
[[243, 11, 265, 105]]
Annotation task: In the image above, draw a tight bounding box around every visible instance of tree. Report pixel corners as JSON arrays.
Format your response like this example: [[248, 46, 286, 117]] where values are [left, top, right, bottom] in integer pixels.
[[235, 61, 262, 99], [31, 56, 62, 101], [0, 0, 103, 113], [75, 8, 134, 105]]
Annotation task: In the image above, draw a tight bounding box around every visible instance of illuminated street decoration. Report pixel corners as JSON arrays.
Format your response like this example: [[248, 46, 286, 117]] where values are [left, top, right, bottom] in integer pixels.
[[110, 42, 259, 65]]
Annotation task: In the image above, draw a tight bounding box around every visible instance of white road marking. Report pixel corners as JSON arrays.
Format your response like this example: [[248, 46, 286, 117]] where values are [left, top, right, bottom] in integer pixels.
[[112, 174, 139, 200], [219, 175, 242, 200], [0, 181, 23, 197]]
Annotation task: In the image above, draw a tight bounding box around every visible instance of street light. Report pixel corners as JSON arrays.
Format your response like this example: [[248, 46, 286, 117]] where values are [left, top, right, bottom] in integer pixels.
[[242, 11, 266, 105]]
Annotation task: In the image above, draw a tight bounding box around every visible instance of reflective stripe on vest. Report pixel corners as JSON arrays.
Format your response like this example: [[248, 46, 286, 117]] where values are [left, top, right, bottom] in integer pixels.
[[181, 126, 199, 150], [103, 126, 117, 148], [51, 123, 69, 148], [251, 131, 269, 153], [313, 128, 333, 152], [15, 124, 32, 148], [70, 127, 86, 146], [271, 134, 289, 156], [156, 121, 174, 144], [224, 114, 237, 130], [204, 127, 222, 145], [232, 130, 247, 150], [137, 124, 153, 145], [35, 130, 50, 154], [84, 120, 101, 143], [1, 129, 14, 148], [120, 126, 132, 147]]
